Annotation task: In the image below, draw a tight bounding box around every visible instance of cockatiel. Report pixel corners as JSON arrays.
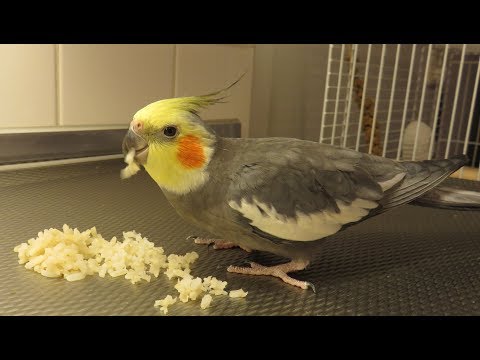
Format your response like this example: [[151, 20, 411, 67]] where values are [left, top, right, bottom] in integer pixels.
[[122, 82, 478, 291]]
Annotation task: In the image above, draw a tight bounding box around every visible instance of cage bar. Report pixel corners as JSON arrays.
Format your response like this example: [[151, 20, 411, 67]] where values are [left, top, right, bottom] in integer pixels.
[[412, 45, 433, 161], [331, 45, 346, 145], [455, 64, 473, 155], [322, 43, 480, 180], [382, 44, 401, 157], [445, 44, 467, 159], [368, 45, 386, 154], [355, 44, 372, 151], [342, 45, 358, 148], [396, 45, 417, 160], [428, 45, 449, 160], [461, 56, 480, 178], [319, 44, 333, 143]]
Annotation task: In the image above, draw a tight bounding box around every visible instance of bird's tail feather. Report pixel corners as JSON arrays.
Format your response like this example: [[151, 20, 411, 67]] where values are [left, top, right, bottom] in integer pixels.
[[411, 185, 480, 210], [381, 154, 469, 210]]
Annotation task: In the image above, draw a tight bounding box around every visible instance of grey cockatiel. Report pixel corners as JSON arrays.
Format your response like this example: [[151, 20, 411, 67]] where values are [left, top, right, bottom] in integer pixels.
[[122, 85, 477, 291]]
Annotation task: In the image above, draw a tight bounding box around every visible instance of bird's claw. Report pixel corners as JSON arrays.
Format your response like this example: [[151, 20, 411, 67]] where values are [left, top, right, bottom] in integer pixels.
[[305, 281, 316, 294], [240, 259, 255, 267], [206, 241, 215, 253], [189, 235, 216, 253]]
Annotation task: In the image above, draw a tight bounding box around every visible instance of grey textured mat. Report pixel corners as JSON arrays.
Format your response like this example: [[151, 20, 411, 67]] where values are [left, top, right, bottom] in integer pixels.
[[1, 160, 480, 316]]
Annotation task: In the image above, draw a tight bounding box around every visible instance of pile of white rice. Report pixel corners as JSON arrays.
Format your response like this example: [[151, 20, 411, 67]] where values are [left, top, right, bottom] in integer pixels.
[[14, 225, 247, 314]]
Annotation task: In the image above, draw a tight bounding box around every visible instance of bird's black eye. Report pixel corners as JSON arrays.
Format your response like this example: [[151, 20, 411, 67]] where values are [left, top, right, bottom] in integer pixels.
[[163, 126, 177, 138]]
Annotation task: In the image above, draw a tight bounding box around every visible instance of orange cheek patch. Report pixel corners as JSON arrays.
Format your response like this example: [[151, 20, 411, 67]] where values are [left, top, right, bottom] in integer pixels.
[[177, 135, 206, 169]]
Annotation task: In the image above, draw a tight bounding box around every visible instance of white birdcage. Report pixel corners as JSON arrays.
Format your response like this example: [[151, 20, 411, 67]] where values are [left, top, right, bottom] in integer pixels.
[[320, 44, 480, 180]]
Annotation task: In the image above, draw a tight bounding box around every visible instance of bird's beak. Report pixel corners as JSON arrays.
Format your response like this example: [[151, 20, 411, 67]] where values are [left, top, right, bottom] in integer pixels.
[[122, 127, 149, 165]]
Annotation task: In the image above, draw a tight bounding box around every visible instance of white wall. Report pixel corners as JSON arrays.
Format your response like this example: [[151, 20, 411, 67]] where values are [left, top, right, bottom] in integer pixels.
[[0, 44, 254, 137], [0, 45, 56, 128], [249, 44, 329, 141], [174, 45, 254, 137]]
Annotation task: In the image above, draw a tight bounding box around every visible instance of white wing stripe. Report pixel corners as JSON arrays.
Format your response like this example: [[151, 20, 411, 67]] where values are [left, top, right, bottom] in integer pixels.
[[378, 172, 406, 191], [229, 197, 378, 242]]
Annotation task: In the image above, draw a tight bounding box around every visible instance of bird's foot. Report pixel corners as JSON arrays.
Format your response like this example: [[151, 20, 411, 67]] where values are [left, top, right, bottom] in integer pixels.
[[188, 236, 251, 252], [227, 259, 315, 292]]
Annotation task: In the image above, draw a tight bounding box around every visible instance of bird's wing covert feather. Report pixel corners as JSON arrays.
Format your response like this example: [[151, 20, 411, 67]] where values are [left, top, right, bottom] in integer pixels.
[[226, 159, 391, 242]]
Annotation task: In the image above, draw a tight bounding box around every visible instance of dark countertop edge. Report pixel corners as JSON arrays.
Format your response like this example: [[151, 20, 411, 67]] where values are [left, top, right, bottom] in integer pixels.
[[0, 120, 241, 165]]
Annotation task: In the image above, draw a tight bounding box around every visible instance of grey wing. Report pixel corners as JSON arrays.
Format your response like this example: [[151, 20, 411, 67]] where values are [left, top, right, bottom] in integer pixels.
[[226, 158, 396, 243], [224, 139, 466, 244]]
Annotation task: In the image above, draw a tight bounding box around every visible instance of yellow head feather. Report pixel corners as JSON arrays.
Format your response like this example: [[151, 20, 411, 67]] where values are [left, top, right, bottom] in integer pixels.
[[133, 73, 244, 133], [134, 94, 223, 133], [132, 74, 244, 194]]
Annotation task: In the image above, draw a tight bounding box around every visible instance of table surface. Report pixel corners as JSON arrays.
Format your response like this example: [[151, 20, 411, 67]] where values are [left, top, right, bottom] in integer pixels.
[[1, 159, 480, 316]]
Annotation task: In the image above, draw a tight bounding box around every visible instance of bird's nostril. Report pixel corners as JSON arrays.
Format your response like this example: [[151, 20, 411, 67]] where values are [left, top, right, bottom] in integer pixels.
[[134, 121, 143, 132]]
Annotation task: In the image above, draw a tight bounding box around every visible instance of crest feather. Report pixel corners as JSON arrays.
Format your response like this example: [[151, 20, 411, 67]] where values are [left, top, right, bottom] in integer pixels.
[[166, 72, 245, 115]]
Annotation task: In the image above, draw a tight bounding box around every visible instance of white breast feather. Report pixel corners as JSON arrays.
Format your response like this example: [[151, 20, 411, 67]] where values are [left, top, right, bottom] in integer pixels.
[[228, 197, 378, 242]]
